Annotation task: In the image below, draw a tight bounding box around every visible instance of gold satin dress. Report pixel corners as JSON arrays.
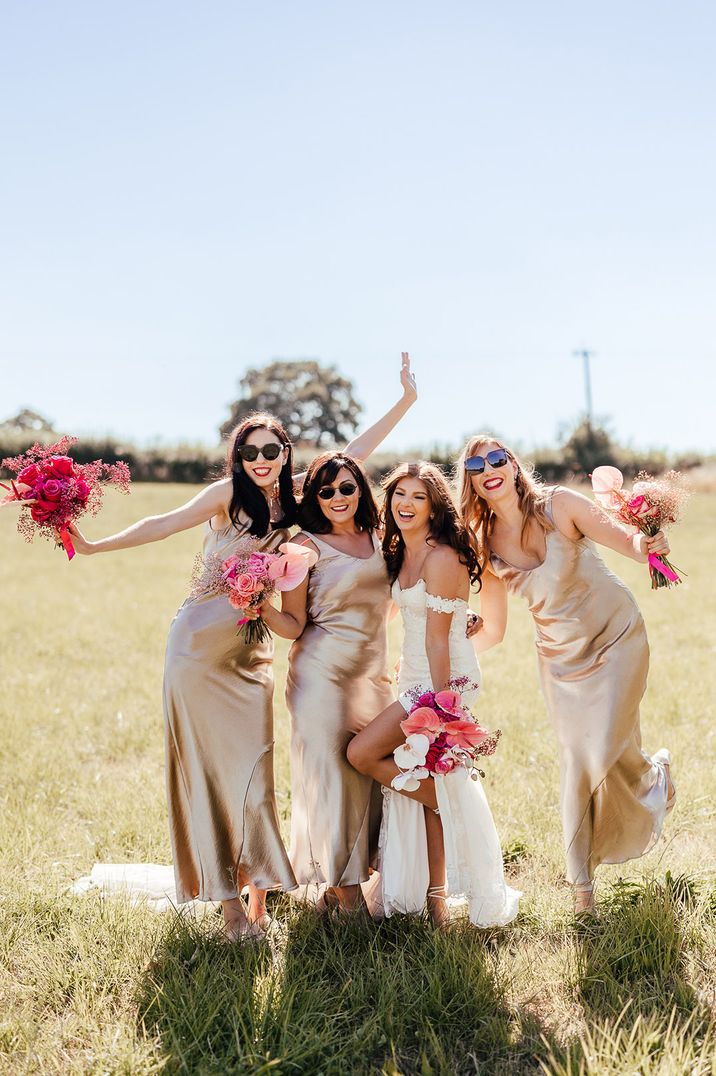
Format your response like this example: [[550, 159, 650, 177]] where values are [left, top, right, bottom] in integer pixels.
[[163, 512, 297, 904], [286, 532, 393, 894], [489, 492, 669, 885]]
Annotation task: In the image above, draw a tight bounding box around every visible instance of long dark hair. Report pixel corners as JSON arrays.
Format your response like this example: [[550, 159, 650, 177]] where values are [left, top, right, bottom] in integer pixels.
[[224, 413, 298, 537], [381, 461, 482, 589], [298, 452, 379, 534]]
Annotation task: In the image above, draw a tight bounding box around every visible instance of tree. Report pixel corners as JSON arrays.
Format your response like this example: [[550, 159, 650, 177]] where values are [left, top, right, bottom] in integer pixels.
[[0, 408, 56, 436], [220, 360, 363, 447], [559, 418, 616, 478]]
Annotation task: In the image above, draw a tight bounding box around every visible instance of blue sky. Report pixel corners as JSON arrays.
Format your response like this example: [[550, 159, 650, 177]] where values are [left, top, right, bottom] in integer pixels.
[[2, 1, 714, 455]]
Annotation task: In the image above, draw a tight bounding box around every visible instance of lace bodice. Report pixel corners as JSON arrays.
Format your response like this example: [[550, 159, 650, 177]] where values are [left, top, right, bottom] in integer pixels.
[[391, 578, 481, 707]]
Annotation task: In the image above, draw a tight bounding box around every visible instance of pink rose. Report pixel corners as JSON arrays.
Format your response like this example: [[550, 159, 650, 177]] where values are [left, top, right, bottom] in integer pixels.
[[46, 456, 75, 479], [74, 478, 91, 502], [247, 553, 270, 576], [234, 572, 262, 597], [627, 495, 652, 518], [434, 756, 457, 775], [42, 479, 63, 501]]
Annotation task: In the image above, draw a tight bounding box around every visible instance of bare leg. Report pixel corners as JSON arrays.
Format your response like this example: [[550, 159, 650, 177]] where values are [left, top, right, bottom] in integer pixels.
[[247, 885, 269, 925], [425, 807, 449, 926], [332, 884, 362, 911], [349, 701, 449, 924], [347, 701, 438, 812], [220, 896, 263, 941]]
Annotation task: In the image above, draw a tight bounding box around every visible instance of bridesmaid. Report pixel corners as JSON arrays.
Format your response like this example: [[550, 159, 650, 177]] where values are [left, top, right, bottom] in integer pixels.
[[66, 355, 418, 940], [457, 435, 675, 913], [261, 453, 392, 912]]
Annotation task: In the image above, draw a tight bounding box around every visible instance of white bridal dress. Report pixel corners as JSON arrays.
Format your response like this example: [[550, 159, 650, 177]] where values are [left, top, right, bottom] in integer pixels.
[[377, 579, 520, 927]]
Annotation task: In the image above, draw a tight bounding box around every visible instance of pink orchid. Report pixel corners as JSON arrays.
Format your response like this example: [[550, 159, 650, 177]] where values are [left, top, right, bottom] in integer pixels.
[[443, 720, 489, 749], [591, 465, 625, 510], [268, 541, 319, 591], [400, 706, 443, 742]]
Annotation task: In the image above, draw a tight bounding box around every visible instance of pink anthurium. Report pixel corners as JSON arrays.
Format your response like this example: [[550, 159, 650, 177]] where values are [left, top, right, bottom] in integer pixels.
[[268, 541, 319, 591], [443, 720, 489, 749], [434, 690, 466, 717], [400, 706, 442, 741], [591, 466, 625, 509]]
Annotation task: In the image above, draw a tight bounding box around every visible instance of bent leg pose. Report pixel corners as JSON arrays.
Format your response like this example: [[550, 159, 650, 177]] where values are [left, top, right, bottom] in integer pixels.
[[457, 435, 675, 914], [349, 463, 519, 928]]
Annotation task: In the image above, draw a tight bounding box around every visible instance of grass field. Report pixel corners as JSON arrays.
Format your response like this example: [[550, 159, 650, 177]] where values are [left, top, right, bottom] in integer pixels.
[[1, 485, 715, 1074]]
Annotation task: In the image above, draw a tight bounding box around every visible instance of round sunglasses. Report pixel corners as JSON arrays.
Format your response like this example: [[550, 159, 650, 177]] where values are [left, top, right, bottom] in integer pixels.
[[463, 448, 509, 474], [237, 442, 284, 462], [317, 481, 358, 501]]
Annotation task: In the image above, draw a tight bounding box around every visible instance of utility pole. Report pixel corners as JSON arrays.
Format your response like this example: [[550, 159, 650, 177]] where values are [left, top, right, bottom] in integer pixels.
[[573, 347, 595, 426]]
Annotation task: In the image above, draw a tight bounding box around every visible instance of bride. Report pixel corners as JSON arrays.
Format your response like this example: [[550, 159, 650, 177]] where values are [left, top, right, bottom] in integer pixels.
[[347, 462, 519, 927]]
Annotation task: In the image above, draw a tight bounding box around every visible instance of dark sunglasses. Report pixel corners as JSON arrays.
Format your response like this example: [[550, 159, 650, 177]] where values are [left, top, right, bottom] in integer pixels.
[[464, 448, 509, 474], [237, 442, 284, 462], [317, 481, 358, 501]]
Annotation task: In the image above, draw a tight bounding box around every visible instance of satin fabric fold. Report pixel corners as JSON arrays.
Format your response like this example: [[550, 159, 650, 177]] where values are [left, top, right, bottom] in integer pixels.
[[164, 513, 296, 903], [286, 532, 392, 897], [489, 488, 669, 885]]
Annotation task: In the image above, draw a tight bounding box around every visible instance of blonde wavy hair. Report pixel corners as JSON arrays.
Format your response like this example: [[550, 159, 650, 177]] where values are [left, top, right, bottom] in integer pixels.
[[456, 435, 553, 565]]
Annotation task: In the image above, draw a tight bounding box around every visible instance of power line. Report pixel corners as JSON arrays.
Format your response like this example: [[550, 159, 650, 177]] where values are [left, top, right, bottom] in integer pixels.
[[573, 347, 596, 424]]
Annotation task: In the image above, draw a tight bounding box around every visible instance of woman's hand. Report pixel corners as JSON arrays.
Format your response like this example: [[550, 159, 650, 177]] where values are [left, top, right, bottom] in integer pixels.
[[64, 523, 96, 555], [639, 529, 670, 559], [465, 611, 483, 638], [1, 482, 36, 507], [400, 352, 417, 403]]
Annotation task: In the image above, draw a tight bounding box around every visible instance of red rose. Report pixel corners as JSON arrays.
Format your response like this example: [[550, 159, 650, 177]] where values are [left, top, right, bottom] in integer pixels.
[[46, 456, 75, 479], [18, 463, 41, 487], [74, 478, 91, 501], [42, 479, 63, 501], [31, 504, 53, 523], [425, 742, 443, 769]]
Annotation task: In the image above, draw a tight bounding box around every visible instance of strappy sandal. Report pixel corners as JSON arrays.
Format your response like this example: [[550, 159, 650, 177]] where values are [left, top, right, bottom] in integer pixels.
[[573, 882, 595, 916], [426, 884, 451, 928], [653, 748, 676, 814]]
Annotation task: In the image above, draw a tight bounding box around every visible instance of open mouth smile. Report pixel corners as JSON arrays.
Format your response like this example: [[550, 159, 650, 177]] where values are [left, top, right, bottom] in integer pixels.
[[483, 477, 504, 491], [253, 467, 272, 478], [397, 509, 415, 520]]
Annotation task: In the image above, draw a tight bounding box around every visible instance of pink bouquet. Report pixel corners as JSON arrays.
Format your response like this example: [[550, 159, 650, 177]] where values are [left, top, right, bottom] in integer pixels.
[[191, 537, 318, 643], [1, 437, 131, 560], [391, 680, 501, 792], [591, 466, 688, 590]]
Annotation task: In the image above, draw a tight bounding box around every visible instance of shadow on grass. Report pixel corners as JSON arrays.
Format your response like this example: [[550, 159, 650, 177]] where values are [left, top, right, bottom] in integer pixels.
[[136, 897, 561, 1075], [543, 874, 716, 1073]]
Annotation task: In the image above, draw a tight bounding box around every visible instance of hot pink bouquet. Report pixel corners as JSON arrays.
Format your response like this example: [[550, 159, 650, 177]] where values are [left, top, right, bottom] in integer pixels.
[[391, 680, 501, 792], [192, 537, 318, 643], [1, 437, 131, 560], [591, 466, 688, 590]]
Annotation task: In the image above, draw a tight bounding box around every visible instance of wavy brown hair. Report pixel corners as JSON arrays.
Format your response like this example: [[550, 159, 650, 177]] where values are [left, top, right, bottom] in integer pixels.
[[224, 413, 298, 537], [298, 452, 379, 534], [456, 435, 553, 565], [381, 461, 482, 589]]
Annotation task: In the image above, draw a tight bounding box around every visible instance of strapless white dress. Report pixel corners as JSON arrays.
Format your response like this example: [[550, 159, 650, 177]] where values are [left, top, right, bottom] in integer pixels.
[[377, 579, 520, 927]]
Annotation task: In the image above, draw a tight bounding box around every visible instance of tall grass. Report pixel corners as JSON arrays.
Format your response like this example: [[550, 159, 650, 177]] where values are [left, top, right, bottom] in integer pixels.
[[1, 487, 714, 1073]]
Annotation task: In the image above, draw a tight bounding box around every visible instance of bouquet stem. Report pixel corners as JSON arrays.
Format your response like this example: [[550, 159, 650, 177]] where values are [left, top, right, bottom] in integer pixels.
[[238, 617, 271, 644]]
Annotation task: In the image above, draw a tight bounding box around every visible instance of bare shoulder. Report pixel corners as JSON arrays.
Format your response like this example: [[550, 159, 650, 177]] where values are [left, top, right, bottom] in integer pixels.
[[424, 543, 463, 581], [294, 530, 320, 557], [551, 485, 597, 537]]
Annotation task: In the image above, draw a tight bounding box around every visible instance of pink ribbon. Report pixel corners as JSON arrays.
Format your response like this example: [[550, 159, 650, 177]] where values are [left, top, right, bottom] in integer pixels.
[[59, 526, 75, 561], [648, 553, 678, 583]]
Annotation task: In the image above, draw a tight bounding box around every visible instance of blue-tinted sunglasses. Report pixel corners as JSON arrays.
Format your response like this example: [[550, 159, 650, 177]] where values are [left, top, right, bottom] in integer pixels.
[[464, 448, 509, 474]]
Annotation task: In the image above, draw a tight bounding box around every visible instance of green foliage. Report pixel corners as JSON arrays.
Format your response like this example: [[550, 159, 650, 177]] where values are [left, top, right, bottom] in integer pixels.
[[219, 359, 363, 447]]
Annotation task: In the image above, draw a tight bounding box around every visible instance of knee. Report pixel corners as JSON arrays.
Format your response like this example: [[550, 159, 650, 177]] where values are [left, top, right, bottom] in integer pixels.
[[347, 734, 370, 774]]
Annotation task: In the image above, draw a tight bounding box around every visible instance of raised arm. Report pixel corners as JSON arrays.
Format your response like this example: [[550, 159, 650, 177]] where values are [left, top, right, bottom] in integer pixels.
[[424, 547, 464, 693], [553, 487, 670, 562], [471, 569, 508, 653], [67, 478, 233, 555], [343, 352, 417, 461]]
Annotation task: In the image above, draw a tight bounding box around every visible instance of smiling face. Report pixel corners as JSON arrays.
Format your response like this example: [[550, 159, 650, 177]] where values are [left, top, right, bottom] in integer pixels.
[[467, 440, 518, 504], [240, 427, 289, 491], [390, 475, 432, 534], [317, 465, 361, 528]]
